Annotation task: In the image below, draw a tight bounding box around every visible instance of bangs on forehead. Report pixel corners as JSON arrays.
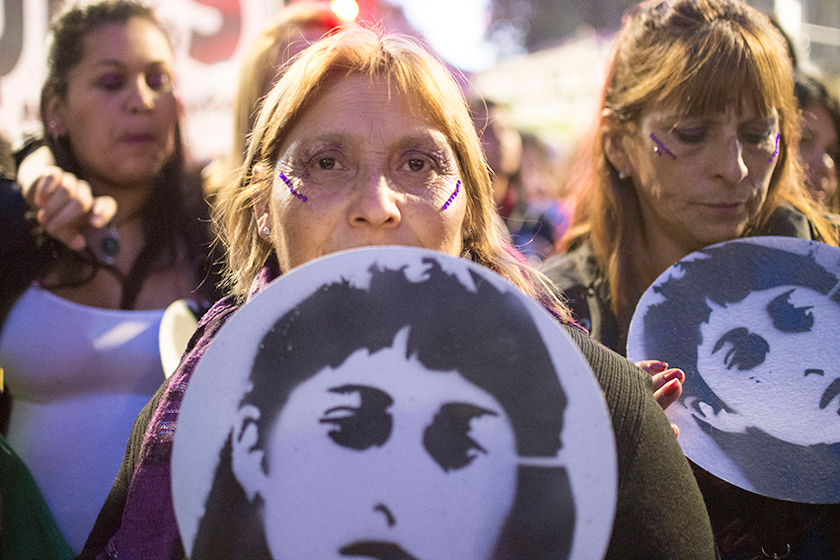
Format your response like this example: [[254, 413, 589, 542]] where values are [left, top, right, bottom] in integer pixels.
[[654, 22, 785, 120]]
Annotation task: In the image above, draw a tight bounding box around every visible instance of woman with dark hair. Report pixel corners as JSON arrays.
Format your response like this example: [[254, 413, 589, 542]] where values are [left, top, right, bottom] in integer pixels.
[[0, 0, 218, 552], [81, 28, 714, 559], [794, 72, 840, 213], [192, 259, 574, 560]]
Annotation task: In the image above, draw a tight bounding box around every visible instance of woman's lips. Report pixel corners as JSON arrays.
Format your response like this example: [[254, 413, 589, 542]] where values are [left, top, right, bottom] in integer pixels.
[[121, 133, 155, 145], [704, 202, 746, 214]]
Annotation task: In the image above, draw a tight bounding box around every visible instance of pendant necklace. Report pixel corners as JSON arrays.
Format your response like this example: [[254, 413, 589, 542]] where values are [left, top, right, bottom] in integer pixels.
[[100, 226, 121, 264], [90, 212, 141, 265]]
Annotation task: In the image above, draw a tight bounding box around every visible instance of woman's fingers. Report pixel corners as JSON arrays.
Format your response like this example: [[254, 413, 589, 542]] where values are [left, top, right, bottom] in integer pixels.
[[89, 195, 118, 228], [29, 166, 117, 250], [636, 360, 685, 410]]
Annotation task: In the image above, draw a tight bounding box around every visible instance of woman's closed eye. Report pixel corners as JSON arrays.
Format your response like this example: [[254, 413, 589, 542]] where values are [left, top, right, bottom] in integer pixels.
[[319, 385, 393, 450], [96, 73, 124, 91], [423, 403, 498, 472], [740, 127, 776, 148], [672, 126, 707, 144], [145, 69, 172, 92]]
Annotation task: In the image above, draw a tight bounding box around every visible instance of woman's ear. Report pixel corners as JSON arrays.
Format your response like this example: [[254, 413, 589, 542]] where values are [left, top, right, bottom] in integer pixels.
[[230, 404, 267, 502], [603, 122, 634, 179], [43, 95, 68, 138], [253, 190, 271, 241]]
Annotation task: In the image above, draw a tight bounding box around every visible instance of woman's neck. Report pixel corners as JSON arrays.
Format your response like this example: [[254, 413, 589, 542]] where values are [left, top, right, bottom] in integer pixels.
[[635, 219, 698, 291], [88, 178, 151, 225]]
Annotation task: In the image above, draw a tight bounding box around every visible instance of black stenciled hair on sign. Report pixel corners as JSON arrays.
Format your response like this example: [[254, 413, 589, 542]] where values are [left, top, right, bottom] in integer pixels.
[[644, 241, 839, 413], [246, 258, 567, 458]]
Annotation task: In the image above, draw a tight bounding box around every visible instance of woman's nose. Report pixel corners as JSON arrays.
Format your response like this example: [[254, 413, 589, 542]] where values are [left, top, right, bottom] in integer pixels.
[[711, 136, 749, 186], [348, 175, 402, 228], [127, 77, 155, 113]]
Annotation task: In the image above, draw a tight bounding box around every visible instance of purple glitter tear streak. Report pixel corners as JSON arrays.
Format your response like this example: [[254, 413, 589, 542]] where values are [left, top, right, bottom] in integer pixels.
[[441, 180, 460, 211], [279, 172, 308, 202], [769, 133, 780, 163], [649, 133, 677, 159]]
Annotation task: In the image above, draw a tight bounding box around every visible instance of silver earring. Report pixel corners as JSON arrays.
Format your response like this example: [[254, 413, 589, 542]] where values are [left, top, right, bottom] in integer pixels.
[[618, 171, 627, 180], [261, 226, 270, 236], [653, 145, 661, 155]]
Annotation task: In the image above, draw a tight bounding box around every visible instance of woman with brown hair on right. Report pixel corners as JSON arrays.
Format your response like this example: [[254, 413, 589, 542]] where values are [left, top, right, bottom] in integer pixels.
[[542, 0, 837, 354], [541, 0, 839, 557]]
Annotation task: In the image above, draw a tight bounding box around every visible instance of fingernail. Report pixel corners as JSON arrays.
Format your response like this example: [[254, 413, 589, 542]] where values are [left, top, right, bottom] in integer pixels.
[[649, 361, 668, 372], [663, 379, 681, 397], [664, 368, 684, 382]]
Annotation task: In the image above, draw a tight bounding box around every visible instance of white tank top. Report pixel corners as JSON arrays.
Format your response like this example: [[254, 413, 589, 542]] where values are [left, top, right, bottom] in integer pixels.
[[0, 284, 167, 553]]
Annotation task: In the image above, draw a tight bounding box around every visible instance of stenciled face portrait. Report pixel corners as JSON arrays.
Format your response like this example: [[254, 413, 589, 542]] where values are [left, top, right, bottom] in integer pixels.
[[48, 17, 177, 190], [800, 104, 839, 205], [614, 100, 779, 257], [172, 248, 618, 559], [260, 74, 467, 273], [697, 285, 840, 446], [627, 237, 840, 503], [245, 328, 518, 560]]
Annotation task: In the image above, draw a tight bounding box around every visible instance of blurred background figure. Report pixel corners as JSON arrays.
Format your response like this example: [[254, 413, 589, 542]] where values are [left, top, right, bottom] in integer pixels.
[[794, 71, 840, 213], [519, 131, 571, 253], [471, 98, 565, 262], [202, 1, 346, 198]]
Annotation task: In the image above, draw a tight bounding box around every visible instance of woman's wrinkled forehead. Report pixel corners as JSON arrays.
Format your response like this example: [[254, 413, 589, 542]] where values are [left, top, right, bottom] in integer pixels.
[[275, 72, 456, 151]]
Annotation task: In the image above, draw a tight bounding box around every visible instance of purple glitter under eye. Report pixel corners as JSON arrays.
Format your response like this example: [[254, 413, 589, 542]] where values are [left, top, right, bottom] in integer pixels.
[[769, 133, 780, 163], [649, 133, 677, 159], [279, 172, 307, 202], [441, 180, 460, 211]]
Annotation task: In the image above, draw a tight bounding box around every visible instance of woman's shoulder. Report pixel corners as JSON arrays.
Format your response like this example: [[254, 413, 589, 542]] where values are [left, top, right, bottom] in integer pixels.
[[540, 239, 600, 291], [560, 323, 651, 449], [559, 323, 717, 558]]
